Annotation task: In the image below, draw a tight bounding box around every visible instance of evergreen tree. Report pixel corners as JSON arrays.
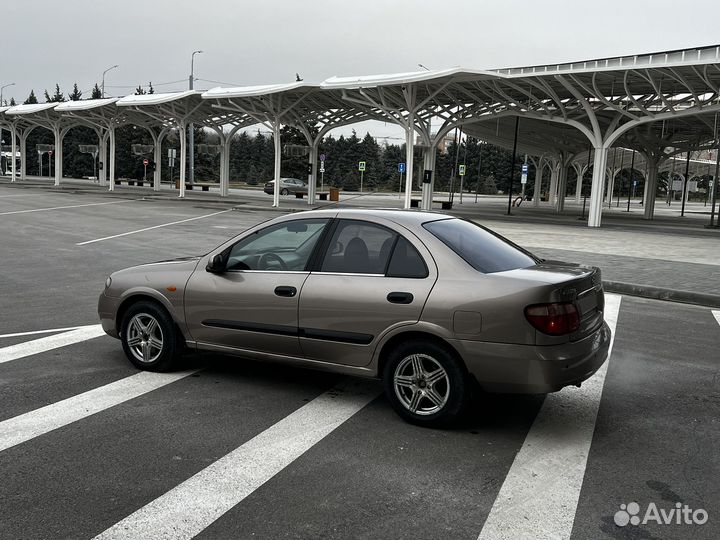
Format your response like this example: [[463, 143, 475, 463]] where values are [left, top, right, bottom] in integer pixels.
[[50, 84, 65, 102], [44, 84, 65, 103], [135, 85, 146, 95], [24, 90, 38, 104], [148, 82, 155, 95], [68, 83, 82, 101], [9, 98, 16, 106], [91, 84, 102, 99]]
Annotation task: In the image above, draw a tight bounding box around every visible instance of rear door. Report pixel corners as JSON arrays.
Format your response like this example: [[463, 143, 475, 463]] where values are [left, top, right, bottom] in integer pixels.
[[298, 218, 437, 367]]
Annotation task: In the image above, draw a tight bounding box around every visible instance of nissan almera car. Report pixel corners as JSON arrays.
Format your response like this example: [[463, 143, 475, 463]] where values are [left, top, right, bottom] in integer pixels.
[[99, 209, 611, 426]]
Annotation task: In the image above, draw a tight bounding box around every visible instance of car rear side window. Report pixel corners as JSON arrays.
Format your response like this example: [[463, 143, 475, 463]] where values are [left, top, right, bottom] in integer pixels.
[[423, 218, 537, 273], [386, 237, 428, 278]]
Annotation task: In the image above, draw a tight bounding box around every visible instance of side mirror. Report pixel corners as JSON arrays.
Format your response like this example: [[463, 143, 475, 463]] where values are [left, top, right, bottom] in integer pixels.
[[206, 254, 226, 273]]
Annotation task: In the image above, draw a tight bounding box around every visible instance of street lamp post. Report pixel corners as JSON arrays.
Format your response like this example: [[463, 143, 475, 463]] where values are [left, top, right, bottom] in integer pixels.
[[189, 50, 203, 185], [0, 82, 15, 105], [101, 65, 119, 98]]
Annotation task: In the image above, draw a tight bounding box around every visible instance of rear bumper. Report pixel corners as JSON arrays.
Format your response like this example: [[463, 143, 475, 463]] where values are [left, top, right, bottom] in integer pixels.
[[450, 322, 611, 394]]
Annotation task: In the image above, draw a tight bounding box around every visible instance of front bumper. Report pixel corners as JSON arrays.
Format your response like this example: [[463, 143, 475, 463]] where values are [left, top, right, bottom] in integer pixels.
[[450, 322, 611, 394], [98, 292, 121, 339]]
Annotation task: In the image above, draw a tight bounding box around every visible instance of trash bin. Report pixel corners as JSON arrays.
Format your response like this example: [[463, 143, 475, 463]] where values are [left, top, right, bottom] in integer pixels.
[[329, 187, 340, 202], [175, 180, 180, 189]]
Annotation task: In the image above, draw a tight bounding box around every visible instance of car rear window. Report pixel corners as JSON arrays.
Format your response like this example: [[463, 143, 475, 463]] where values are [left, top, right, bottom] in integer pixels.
[[423, 218, 537, 273]]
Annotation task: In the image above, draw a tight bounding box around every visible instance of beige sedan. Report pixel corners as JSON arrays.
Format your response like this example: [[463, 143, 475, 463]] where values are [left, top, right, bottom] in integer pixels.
[[99, 209, 611, 426]]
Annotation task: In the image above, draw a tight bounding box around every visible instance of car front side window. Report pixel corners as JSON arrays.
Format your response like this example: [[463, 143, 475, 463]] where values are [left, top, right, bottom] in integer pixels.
[[225, 219, 329, 272]]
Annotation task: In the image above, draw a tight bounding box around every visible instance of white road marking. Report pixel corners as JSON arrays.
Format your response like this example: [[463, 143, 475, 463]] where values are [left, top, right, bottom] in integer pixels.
[[0, 325, 86, 339], [0, 194, 34, 199], [0, 325, 106, 364], [477, 294, 622, 540], [0, 370, 198, 452], [0, 200, 129, 216], [76, 209, 234, 245], [94, 379, 380, 540], [713, 310, 720, 327]]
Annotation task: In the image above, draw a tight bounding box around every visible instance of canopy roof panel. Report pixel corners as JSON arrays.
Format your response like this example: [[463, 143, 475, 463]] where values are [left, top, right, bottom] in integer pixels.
[[116, 90, 200, 107], [5, 103, 59, 116], [55, 98, 119, 111], [203, 82, 311, 99]]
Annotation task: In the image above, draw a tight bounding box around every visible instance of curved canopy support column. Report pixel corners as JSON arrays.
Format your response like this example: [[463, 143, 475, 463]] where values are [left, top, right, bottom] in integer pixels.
[[420, 146, 437, 211], [98, 131, 109, 187], [19, 128, 31, 182], [308, 141, 319, 205], [154, 134, 164, 192], [403, 113, 415, 209], [272, 122, 281, 208], [588, 146, 609, 227], [178, 122, 187, 198], [531, 159, 544, 208], [556, 165, 569, 212], [643, 155, 660, 220], [220, 134, 232, 197], [53, 125, 62, 186], [10, 126, 17, 182], [108, 126, 116, 192]]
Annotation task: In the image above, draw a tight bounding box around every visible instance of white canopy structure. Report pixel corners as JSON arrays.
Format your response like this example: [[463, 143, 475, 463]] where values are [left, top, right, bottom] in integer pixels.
[[1, 43, 719, 227]]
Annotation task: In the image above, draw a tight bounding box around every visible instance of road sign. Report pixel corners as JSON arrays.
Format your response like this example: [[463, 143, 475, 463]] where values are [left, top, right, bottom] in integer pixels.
[[320, 154, 326, 162], [458, 164, 466, 176], [319, 163, 325, 173], [359, 161, 366, 171], [143, 159, 149, 166], [521, 163, 528, 184], [398, 162, 406, 173]]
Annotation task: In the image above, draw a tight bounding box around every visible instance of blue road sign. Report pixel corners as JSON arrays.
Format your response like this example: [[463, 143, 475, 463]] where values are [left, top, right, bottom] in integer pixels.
[[522, 164, 529, 173], [398, 162, 406, 173]]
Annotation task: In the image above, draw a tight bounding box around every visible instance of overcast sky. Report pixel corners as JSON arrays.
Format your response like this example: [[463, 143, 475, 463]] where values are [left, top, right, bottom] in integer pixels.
[[3, 0, 720, 139]]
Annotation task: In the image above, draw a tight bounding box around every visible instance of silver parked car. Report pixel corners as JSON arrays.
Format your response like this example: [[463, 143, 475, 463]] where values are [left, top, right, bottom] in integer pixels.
[[98, 209, 611, 426], [263, 177, 308, 195]]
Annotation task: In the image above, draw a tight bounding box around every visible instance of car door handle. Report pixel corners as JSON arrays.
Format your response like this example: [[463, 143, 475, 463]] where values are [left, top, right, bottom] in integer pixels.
[[274, 286, 297, 297], [387, 292, 413, 304]]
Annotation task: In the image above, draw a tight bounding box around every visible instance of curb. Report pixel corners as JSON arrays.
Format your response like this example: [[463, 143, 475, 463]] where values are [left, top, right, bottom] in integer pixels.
[[603, 281, 720, 309]]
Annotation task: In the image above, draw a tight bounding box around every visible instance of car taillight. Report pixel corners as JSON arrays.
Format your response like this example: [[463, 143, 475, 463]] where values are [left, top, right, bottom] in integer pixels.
[[524, 302, 579, 336]]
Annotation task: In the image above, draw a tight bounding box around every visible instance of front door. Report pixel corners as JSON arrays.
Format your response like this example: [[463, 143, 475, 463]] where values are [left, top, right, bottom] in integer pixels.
[[185, 218, 330, 357]]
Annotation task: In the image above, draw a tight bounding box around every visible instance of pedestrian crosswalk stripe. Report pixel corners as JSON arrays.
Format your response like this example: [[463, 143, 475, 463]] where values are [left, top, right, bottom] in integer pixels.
[[93, 379, 380, 540], [0, 370, 198, 452], [477, 294, 622, 540], [0, 326, 87, 339], [0, 325, 106, 364]]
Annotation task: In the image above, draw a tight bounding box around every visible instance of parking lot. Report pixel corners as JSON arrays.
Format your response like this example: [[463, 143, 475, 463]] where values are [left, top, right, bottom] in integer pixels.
[[1, 182, 718, 540]]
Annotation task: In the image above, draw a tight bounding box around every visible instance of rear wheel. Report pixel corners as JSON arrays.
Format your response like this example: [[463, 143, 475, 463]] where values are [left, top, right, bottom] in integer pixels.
[[382, 340, 469, 427], [280, 188, 289, 195], [121, 301, 180, 372]]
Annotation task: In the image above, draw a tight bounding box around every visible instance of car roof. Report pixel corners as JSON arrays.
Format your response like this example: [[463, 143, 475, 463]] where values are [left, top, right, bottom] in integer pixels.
[[298, 208, 453, 226]]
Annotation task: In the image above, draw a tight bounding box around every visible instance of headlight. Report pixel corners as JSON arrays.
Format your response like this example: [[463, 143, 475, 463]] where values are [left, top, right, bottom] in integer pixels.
[[105, 276, 112, 289]]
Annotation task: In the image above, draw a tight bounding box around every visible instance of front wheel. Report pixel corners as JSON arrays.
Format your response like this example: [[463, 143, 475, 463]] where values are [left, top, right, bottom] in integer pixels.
[[121, 301, 180, 372], [382, 340, 469, 427]]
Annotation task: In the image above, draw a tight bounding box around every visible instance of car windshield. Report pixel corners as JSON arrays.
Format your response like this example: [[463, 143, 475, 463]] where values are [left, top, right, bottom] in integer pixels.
[[423, 218, 538, 273]]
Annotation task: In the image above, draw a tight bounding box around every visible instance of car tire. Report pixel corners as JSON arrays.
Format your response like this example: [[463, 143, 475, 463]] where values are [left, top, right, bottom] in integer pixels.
[[382, 340, 469, 427], [281, 188, 289, 195], [120, 301, 181, 372]]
